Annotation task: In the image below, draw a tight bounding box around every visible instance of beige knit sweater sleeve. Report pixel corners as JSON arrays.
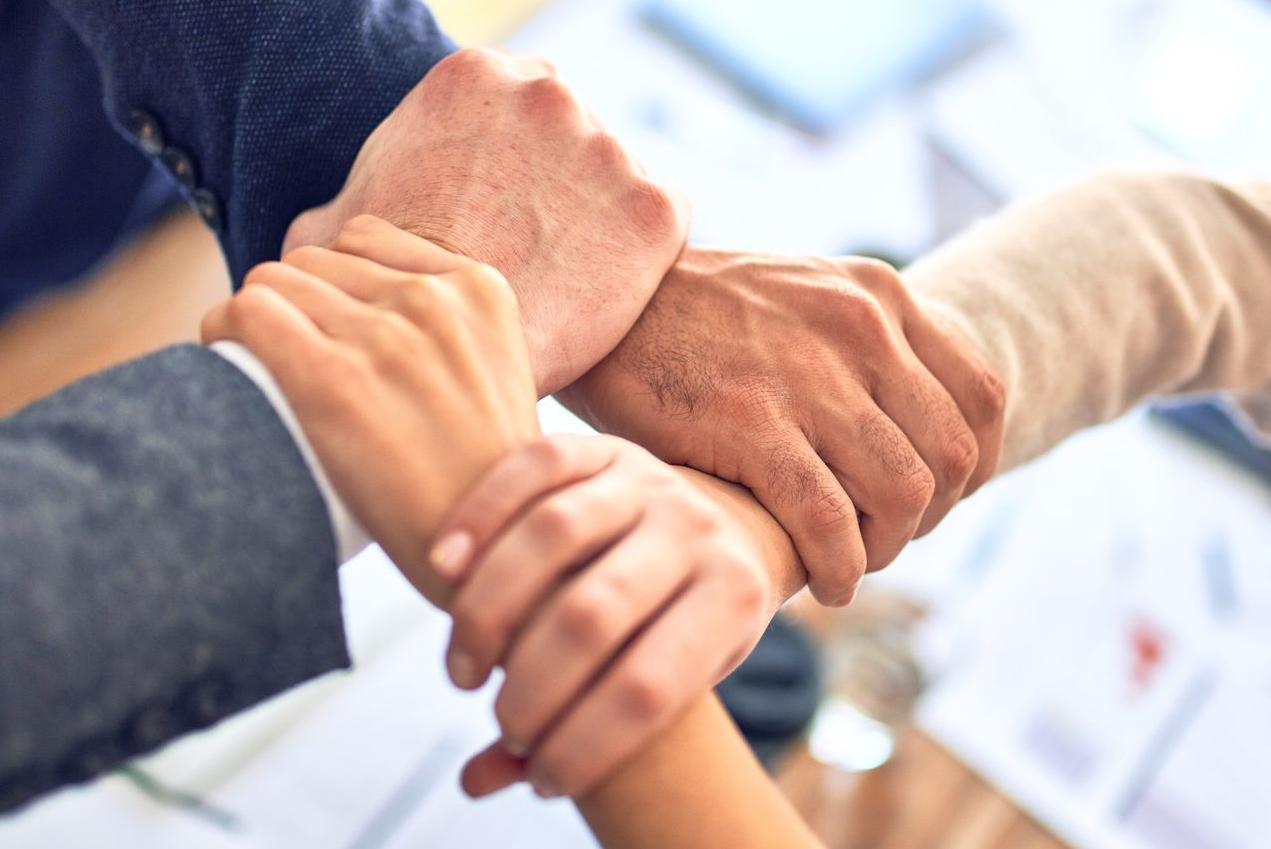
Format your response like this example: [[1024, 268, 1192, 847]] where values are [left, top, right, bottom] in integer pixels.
[[906, 172, 1271, 474]]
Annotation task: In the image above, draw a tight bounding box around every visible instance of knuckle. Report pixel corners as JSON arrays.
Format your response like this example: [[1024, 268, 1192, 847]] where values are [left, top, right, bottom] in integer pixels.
[[440, 46, 498, 77], [394, 274, 438, 320], [940, 429, 979, 484], [280, 244, 327, 268], [972, 365, 1007, 424], [624, 179, 680, 244], [521, 75, 575, 116], [224, 284, 273, 329], [617, 668, 671, 722], [893, 464, 936, 515], [725, 558, 769, 616], [452, 603, 502, 654], [465, 263, 517, 312], [527, 436, 575, 477], [493, 691, 531, 746], [680, 497, 725, 536], [365, 313, 421, 373], [337, 214, 388, 243], [531, 751, 572, 794], [530, 500, 584, 546], [807, 486, 856, 533], [820, 576, 863, 608], [833, 289, 893, 340], [848, 257, 905, 294], [557, 587, 614, 648], [587, 132, 629, 172], [241, 261, 285, 291]]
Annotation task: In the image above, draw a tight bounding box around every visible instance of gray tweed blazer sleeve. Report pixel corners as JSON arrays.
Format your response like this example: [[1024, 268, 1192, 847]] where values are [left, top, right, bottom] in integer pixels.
[[0, 345, 349, 814]]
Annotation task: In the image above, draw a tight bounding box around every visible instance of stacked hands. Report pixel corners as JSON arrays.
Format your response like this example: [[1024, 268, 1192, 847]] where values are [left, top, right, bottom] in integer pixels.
[[205, 48, 1005, 802]]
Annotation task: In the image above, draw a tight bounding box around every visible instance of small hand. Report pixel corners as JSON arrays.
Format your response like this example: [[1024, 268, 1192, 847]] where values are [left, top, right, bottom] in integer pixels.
[[431, 434, 774, 799], [202, 216, 540, 604], [284, 48, 691, 396], [559, 248, 1005, 607]]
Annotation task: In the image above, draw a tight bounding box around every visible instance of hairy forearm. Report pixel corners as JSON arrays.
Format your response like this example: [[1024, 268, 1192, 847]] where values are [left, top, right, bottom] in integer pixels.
[[909, 172, 1271, 472], [675, 171, 1271, 608], [575, 694, 823, 849]]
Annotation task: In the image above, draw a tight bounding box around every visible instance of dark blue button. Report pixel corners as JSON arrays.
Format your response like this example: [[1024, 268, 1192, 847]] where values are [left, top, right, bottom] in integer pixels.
[[160, 147, 199, 191], [126, 109, 165, 157], [192, 189, 224, 234]]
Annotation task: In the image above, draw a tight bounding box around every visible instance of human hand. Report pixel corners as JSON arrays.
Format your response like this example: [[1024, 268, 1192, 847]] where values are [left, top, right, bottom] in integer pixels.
[[283, 48, 690, 396], [202, 215, 540, 604], [558, 248, 1005, 607], [430, 434, 774, 798]]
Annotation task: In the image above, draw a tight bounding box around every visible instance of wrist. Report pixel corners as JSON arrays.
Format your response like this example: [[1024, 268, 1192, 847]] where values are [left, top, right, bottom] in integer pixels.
[[673, 466, 804, 611]]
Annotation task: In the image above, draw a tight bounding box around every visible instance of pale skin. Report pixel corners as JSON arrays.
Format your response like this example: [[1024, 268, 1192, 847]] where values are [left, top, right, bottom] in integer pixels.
[[571, 694, 825, 849], [435, 436, 792, 798], [219, 45, 997, 801], [286, 46, 1006, 616], [558, 247, 1006, 602], [203, 219, 805, 802], [283, 47, 692, 397]]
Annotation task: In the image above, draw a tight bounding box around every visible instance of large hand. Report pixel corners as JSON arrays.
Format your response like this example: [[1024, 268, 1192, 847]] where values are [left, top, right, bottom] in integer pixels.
[[558, 248, 1006, 606], [202, 216, 539, 604], [431, 435, 773, 799], [283, 48, 690, 396]]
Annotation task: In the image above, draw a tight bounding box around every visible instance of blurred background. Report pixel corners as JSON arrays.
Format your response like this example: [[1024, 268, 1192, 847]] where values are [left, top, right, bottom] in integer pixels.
[[1, 0, 1268, 847]]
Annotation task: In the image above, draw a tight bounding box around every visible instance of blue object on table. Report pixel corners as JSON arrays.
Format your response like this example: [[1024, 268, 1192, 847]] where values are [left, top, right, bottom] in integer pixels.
[[642, 0, 990, 132], [717, 615, 822, 768], [1152, 400, 1271, 488]]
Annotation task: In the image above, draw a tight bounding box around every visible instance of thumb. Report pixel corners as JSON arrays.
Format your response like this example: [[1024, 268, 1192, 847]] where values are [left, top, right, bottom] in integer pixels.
[[281, 204, 338, 257], [460, 742, 530, 798]]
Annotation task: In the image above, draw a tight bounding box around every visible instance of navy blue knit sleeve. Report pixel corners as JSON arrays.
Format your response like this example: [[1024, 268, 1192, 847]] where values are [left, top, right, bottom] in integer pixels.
[[44, 0, 456, 283]]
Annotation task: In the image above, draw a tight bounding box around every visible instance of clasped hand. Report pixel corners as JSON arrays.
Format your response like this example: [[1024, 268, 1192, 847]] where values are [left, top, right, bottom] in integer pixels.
[[204, 217, 775, 802], [205, 45, 1008, 805]]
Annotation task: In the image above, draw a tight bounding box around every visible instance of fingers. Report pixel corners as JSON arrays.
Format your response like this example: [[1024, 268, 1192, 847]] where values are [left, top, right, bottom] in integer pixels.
[[238, 262, 372, 340], [824, 404, 934, 574], [521, 570, 749, 798], [490, 525, 696, 759], [871, 363, 978, 537], [201, 283, 332, 395], [745, 434, 867, 607], [282, 245, 404, 303], [430, 435, 620, 581], [461, 743, 529, 799], [445, 469, 646, 690], [325, 215, 466, 276], [904, 306, 1007, 497]]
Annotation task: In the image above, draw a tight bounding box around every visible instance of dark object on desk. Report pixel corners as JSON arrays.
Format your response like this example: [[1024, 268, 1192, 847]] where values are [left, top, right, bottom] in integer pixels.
[[643, 0, 990, 133], [1151, 400, 1271, 488], [717, 615, 823, 768]]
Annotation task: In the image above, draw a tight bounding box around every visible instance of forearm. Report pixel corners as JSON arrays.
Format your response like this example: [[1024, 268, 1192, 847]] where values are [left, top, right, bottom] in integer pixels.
[[908, 172, 1271, 472], [575, 695, 823, 849]]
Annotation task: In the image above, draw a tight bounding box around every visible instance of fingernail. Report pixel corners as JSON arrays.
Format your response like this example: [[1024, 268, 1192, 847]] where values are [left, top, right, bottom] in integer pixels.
[[431, 531, 474, 579], [448, 650, 482, 690], [502, 738, 529, 758], [530, 775, 562, 799]]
